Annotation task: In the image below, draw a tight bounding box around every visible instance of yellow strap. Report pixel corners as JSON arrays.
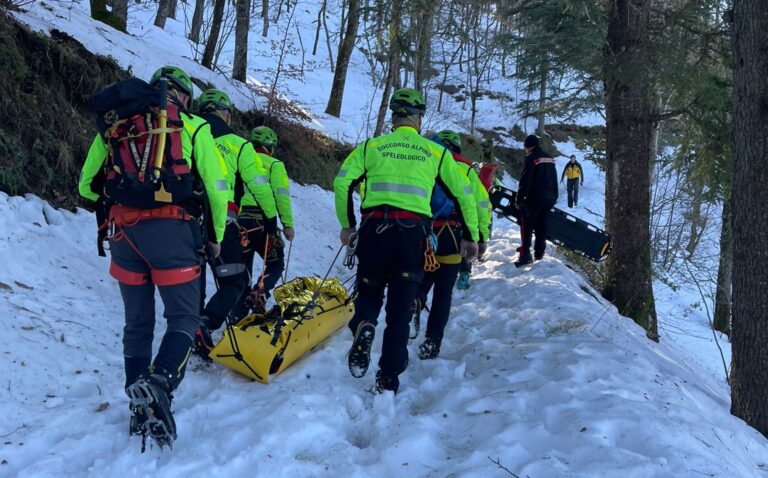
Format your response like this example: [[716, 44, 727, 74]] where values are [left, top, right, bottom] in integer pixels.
[[436, 254, 462, 265]]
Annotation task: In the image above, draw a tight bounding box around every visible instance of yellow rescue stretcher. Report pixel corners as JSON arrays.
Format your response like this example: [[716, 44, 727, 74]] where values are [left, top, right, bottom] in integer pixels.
[[209, 277, 354, 383]]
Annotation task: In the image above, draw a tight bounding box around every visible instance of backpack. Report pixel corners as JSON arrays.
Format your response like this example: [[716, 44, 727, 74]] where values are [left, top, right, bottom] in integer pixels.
[[88, 78, 194, 209], [478, 162, 501, 192], [430, 184, 456, 220]]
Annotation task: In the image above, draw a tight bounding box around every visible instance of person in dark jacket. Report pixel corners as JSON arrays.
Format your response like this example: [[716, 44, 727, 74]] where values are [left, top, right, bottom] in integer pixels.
[[514, 135, 558, 266], [560, 154, 584, 208]]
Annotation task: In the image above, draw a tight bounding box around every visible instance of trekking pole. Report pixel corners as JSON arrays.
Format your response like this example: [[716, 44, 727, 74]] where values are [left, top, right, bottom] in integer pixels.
[[281, 234, 293, 284]]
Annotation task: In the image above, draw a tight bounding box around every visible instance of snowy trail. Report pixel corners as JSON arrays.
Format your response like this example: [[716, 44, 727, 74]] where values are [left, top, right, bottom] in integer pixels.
[[2, 190, 767, 478]]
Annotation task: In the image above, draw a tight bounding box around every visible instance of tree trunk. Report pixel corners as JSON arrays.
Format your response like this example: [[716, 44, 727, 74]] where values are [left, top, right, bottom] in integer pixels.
[[729, 0, 768, 438], [233, 0, 251, 82], [374, 0, 402, 136], [154, 0, 170, 29], [685, 181, 705, 258], [112, 0, 128, 31], [168, 0, 178, 19], [602, 0, 658, 340], [188, 0, 204, 43], [312, 0, 327, 56], [325, 0, 361, 117], [713, 193, 732, 336], [201, 0, 226, 70], [90, 0, 127, 31], [414, 0, 436, 91], [262, 0, 270, 37]]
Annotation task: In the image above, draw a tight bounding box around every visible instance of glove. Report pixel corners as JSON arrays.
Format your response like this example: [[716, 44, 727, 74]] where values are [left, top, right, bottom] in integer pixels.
[[460, 240, 478, 261], [283, 227, 295, 241], [208, 242, 221, 259], [340, 227, 356, 246], [478, 242, 488, 257]]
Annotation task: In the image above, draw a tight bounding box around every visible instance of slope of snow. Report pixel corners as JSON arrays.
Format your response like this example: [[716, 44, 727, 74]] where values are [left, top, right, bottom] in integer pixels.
[[1, 186, 766, 477]]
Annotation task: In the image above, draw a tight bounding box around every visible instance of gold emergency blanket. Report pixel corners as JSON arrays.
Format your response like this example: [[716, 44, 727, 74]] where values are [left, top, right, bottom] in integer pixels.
[[209, 277, 354, 383]]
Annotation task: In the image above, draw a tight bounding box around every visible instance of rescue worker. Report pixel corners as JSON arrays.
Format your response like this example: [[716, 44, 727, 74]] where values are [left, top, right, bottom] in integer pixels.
[[415, 130, 490, 360], [236, 126, 295, 316], [560, 154, 584, 208], [334, 88, 479, 394], [191, 89, 279, 357], [79, 66, 230, 446], [515, 134, 558, 266]]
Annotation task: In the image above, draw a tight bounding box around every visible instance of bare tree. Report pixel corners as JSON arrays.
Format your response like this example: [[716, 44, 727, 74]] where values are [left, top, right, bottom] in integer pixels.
[[325, 0, 361, 117], [168, 0, 178, 19], [154, 0, 171, 28], [112, 0, 128, 30], [188, 0, 205, 43], [201, 0, 226, 69], [413, 0, 437, 91], [233, 0, 251, 82], [602, 0, 658, 340], [262, 0, 270, 37], [713, 193, 732, 336], [374, 0, 403, 136], [729, 0, 768, 438]]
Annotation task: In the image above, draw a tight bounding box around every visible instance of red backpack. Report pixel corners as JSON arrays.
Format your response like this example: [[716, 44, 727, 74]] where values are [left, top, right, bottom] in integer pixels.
[[478, 163, 502, 192], [90, 79, 194, 209]]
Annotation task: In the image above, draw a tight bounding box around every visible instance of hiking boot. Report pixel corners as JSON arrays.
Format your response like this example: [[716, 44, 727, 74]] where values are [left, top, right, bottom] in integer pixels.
[[126, 369, 177, 449], [192, 325, 214, 360], [373, 370, 399, 394], [456, 271, 471, 290], [418, 337, 441, 360], [534, 250, 545, 261], [514, 253, 533, 268], [348, 321, 376, 378]]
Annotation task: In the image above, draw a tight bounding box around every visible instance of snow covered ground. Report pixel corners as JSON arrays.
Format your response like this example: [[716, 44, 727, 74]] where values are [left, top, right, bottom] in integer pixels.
[[1, 185, 767, 477], [3, 2, 760, 476]]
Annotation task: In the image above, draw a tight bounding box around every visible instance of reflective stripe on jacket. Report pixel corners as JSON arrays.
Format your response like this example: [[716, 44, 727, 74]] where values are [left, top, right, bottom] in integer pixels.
[[334, 125, 479, 242]]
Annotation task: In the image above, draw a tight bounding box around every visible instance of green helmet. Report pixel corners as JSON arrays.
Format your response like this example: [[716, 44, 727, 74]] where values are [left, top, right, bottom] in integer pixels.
[[249, 126, 278, 148], [389, 88, 426, 116], [197, 89, 233, 114], [150, 66, 194, 99], [437, 130, 462, 153]]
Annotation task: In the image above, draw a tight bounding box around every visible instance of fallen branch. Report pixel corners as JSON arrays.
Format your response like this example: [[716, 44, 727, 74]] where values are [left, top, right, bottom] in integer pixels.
[[488, 456, 522, 478]]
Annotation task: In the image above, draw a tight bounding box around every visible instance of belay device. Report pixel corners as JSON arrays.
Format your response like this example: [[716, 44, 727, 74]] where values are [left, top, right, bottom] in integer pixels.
[[489, 186, 612, 262]]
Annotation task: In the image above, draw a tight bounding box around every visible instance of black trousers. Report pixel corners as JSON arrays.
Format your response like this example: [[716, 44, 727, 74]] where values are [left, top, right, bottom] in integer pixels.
[[203, 221, 249, 330], [418, 224, 463, 345], [348, 218, 427, 378], [110, 217, 203, 391], [520, 201, 554, 257], [567, 179, 580, 207]]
